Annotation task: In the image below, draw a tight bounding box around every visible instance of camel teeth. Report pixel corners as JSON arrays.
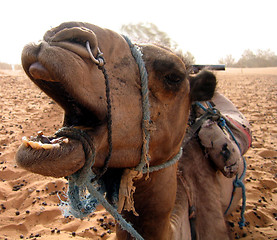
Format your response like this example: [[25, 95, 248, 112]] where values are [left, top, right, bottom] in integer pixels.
[[22, 136, 30, 147], [41, 144, 54, 150], [51, 137, 63, 144], [22, 136, 66, 149], [51, 137, 69, 144], [52, 143, 60, 148], [28, 141, 42, 149], [37, 131, 44, 136]]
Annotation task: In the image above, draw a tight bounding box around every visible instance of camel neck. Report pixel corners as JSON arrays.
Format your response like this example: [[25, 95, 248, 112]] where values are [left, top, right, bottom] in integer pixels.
[[117, 163, 178, 239]]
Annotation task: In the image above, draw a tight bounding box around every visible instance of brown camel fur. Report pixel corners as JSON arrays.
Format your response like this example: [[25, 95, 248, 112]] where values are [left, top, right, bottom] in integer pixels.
[[16, 22, 246, 239]]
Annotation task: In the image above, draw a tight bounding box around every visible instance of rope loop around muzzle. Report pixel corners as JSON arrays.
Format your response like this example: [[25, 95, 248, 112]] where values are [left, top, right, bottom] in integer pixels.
[[55, 127, 95, 178], [56, 130, 144, 240], [55, 127, 98, 217]]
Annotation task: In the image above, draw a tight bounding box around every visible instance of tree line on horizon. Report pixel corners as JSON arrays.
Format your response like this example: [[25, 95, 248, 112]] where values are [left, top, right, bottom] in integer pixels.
[[1, 23, 276, 69], [121, 22, 196, 66], [121, 23, 277, 68], [218, 49, 277, 68]]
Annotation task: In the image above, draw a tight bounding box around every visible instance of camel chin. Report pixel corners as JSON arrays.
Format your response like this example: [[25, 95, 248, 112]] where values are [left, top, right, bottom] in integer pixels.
[[16, 132, 85, 178]]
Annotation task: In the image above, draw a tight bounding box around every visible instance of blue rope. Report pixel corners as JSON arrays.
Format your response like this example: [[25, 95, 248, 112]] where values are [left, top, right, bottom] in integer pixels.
[[122, 35, 151, 173], [86, 183, 144, 240], [224, 155, 247, 228], [215, 115, 242, 155], [196, 102, 247, 228], [143, 147, 183, 174], [57, 128, 144, 239], [195, 102, 208, 111]]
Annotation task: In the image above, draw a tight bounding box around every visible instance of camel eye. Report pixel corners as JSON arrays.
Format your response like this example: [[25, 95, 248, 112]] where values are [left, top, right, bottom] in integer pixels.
[[164, 73, 183, 85]]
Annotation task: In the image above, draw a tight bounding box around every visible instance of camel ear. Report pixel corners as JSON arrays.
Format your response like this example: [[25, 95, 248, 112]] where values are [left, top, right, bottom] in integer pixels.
[[189, 71, 217, 102]]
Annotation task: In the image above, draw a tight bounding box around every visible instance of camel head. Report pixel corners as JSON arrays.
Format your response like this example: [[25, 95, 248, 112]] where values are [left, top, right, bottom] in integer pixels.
[[16, 22, 216, 179]]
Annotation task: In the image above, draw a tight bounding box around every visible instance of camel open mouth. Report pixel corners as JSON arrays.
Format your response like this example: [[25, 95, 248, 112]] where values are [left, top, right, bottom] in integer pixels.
[[16, 33, 107, 178], [16, 23, 146, 212], [15, 69, 103, 178]]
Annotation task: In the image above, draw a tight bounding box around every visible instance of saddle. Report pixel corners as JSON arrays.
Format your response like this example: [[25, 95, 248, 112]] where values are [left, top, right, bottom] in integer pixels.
[[191, 92, 251, 178]]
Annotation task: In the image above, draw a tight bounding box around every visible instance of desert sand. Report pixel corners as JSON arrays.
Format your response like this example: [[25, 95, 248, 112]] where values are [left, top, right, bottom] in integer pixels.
[[0, 68, 276, 239]]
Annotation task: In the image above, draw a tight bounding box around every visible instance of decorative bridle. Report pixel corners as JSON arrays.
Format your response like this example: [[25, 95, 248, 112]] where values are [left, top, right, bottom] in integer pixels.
[[56, 36, 182, 240]]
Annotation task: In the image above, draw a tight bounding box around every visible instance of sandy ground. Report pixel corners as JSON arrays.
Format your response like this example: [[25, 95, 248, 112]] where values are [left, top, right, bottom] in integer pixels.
[[0, 68, 276, 239]]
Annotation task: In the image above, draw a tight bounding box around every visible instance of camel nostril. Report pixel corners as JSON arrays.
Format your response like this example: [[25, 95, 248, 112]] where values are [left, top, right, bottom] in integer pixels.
[[29, 62, 54, 81]]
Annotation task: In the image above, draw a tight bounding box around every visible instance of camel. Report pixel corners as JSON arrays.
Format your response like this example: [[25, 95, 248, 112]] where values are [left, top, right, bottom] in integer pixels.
[[16, 22, 251, 239]]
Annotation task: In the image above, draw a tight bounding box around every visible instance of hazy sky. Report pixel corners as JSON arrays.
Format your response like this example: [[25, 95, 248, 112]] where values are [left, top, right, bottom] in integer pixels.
[[1, 0, 276, 64]]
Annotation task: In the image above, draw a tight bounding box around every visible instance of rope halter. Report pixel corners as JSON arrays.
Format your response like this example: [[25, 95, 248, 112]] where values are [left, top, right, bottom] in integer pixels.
[[57, 35, 183, 240]]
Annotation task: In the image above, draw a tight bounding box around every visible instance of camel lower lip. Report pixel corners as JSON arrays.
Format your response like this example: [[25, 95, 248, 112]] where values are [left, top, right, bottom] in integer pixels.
[[15, 131, 86, 178]]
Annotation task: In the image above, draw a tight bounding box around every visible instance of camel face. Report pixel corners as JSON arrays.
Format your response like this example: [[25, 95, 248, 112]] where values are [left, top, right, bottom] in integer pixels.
[[16, 22, 216, 178]]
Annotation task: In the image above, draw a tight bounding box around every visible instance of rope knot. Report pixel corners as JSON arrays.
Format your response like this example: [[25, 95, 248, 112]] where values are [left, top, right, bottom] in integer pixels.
[[97, 55, 106, 69], [144, 120, 156, 132]]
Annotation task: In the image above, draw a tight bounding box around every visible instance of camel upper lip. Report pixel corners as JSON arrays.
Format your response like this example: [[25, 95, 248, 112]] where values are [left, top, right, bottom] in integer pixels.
[[23, 54, 104, 129]]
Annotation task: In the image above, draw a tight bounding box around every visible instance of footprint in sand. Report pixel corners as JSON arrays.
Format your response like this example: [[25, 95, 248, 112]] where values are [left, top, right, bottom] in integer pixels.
[[258, 149, 277, 159]]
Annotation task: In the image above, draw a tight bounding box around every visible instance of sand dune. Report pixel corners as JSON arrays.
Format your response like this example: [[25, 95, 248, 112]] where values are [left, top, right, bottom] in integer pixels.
[[0, 68, 276, 239]]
